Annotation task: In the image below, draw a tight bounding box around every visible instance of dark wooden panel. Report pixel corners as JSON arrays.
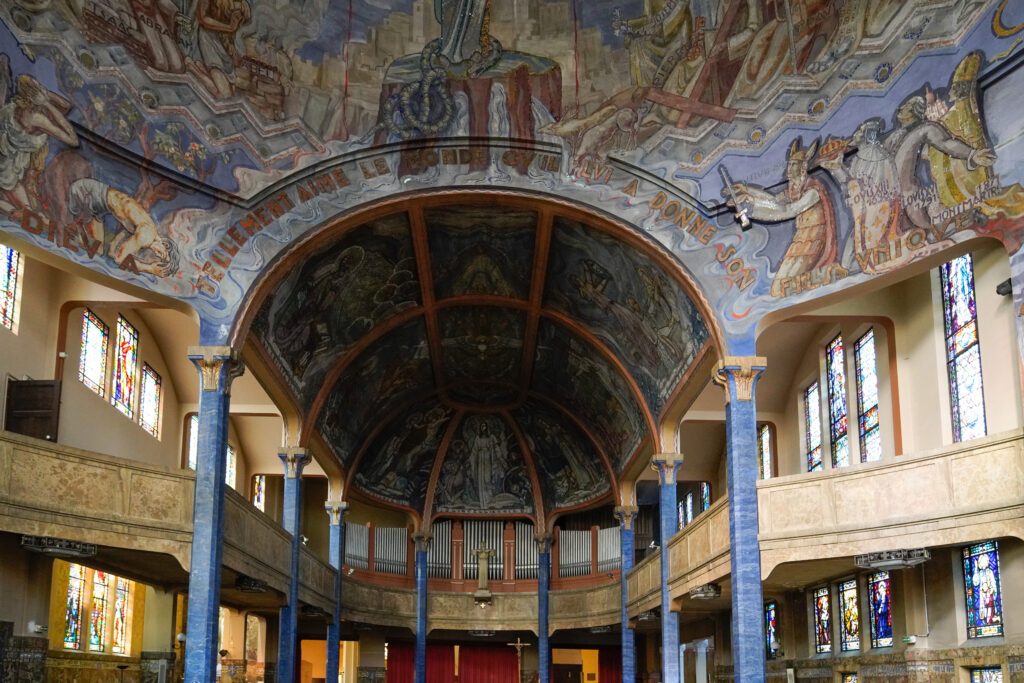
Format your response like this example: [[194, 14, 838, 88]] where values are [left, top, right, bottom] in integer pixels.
[[4, 379, 61, 441]]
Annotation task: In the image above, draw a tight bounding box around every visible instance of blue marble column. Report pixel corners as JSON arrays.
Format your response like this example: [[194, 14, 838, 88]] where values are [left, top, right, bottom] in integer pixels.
[[413, 533, 430, 683], [652, 454, 683, 683], [184, 347, 243, 683], [277, 448, 312, 683], [325, 500, 348, 683], [614, 505, 638, 683], [536, 534, 552, 683], [714, 357, 768, 683]]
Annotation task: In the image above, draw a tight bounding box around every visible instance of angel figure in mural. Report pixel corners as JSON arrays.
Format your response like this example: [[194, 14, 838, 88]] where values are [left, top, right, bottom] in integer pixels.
[[182, 0, 252, 98], [0, 57, 79, 219], [724, 137, 838, 296]]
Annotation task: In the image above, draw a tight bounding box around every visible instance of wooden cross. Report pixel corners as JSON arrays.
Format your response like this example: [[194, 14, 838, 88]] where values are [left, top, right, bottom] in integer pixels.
[[505, 637, 531, 683]]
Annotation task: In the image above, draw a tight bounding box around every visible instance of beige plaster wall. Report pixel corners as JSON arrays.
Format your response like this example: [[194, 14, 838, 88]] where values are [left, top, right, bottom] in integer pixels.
[[0, 256, 60, 398], [141, 585, 175, 652], [0, 534, 54, 636]]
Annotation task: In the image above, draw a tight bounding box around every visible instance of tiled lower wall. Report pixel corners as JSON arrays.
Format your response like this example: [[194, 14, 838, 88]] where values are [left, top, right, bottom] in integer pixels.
[[0, 629, 46, 683], [715, 646, 1024, 682]]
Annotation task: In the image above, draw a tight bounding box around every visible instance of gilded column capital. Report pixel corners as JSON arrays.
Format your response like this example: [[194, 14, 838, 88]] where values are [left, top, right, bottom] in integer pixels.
[[711, 356, 767, 402], [650, 453, 684, 483], [324, 499, 348, 526], [534, 532, 552, 553], [613, 505, 639, 530], [188, 346, 244, 393], [279, 448, 311, 479], [413, 531, 432, 552]]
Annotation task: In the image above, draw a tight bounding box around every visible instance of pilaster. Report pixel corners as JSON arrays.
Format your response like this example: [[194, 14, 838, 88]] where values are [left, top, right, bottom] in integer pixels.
[[615, 505, 639, 683], [277, 448, 311, 683], [325, 500, 348, 683], [650, 455, 683, 683]]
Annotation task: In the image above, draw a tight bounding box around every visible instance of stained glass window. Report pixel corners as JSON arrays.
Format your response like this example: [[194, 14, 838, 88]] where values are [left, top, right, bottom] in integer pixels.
[[838, 579, 860, 651], [139, 364, 162, 437], [700, 482, 711, 512], [758, 424, 772, 479], [63, 564, 85, 649], [253, 475, 266, 512], [0, 244, 22, 331], [826, 335, 850, 468], [112, 316, 139, 418], [226, 445, 237, 490], [805, 382, 823, 472], [764, 601, 778, 659], [89, 571, 109, 651], [842, 676, 858, 683], [940, 254, 987, 442], [677, 500, 686, 530], [963, 541, 1003, 638], [187, 414, 199, 470], [813, 585, 831, 653], [855, 329, 882, 462], [868, 571, 893, 648], [685, 492, 694, 525], [971, 668, 1003, 683], [111, 578, 130, 654], [78, 310, 109, 396]]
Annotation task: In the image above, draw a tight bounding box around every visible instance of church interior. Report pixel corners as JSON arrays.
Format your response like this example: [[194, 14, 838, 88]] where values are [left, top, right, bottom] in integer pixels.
[[1, 1, 1023, 682]]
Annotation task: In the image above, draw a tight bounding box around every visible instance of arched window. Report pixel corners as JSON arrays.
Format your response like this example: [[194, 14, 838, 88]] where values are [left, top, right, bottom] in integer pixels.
[[825, 335, 849, 468], [0, 243, 23, 332], [112, 316, 140, 418], [804, 382, 823, 472], [139, 364, 163, 437], [253, 475, 266, 511], [63, 564, 85, 649], [88, 571, 110, 651], [963, 541, 1003, 638], [854, 330, 881, 462], [758, 424, 773, 479], [79, 310, 110, 397], [940, 254, 987, 441], [868, 571, 893, 648], [60, 563, 136, 656]]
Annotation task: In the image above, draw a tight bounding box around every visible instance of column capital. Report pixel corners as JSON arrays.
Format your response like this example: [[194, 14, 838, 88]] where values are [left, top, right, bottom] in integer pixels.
[[324, 500, 349, 526], [413, 531, 432, 552], [614, 505, 639, 530], [711, 356, 767, 402], [279, 448, 312, 478], [534, 533, 552, 553], [188, 346, 244, 393], [650, 453, 684, 483]]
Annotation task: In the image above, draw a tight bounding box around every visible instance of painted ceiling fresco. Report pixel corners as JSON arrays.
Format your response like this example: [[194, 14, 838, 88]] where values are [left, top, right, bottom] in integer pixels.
[[438, 306, 525, 395], [252, 213, 419, 405], [544, 216, 710, 414], [425, 205, 536, 300], [4, 1, 1024, 517]]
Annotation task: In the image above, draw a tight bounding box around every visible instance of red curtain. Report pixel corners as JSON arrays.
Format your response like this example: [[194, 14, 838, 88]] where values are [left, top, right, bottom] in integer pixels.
[[598, 647, 621, 683], [427, 644, 456, 683], [387, 642, 414, 683], [459, 645, 518, 683]]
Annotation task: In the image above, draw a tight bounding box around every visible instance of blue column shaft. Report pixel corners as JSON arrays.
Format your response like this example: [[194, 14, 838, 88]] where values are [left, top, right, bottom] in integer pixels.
[[620, 526, 635, 683], [537, 550, 551, 683], [658, 471, 680, 683], [725, 395, 767, 682], [325, 519, 345, 683], [183, 385, 231, 683], [277, 471, 304, 683], [414, 549, 428, 683]]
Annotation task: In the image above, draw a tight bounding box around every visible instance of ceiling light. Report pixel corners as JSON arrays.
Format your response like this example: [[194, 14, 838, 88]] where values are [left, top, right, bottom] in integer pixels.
[[855, 549, 930, 571], [469, 630, 495, 637], [689, 583, 721, 600], [636, 611, 657, 622], [235, 576, 268, 593], [21, 535, 97, 558]]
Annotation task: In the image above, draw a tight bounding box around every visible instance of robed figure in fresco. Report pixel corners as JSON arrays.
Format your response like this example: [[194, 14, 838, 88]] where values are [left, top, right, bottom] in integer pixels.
[[435, 0, 496, 66]]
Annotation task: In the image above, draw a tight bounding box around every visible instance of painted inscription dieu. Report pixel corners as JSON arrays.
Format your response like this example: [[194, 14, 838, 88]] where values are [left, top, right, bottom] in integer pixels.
[[0, 1, 1023, 353]]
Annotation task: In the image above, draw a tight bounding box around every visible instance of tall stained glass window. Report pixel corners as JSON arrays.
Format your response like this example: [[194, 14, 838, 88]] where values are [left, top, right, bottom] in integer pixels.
[[79, 310, 109, 396], [139, 364, 162, 437], [226, 445, 237, 490], [187, 414, 199, 470], [685, 492, 694, 525], [0, 244, 22, 331], [940, 254, 987, 441], [764, 601, 778, 659], [89, 571, 109, 651], [112, 316, 139, 418], [253, 475, 266, 512], [841, 676, 858, 683], [63, 564, 85, 649], [826, 335, 850, 468], [813, 586, 831, 653], [855, 329, 882, 462], [868, 571, 893, 648], [971, 669, 1003, 683], [963, 541, 1003, 638], [758, 424, 772, 479], [111, 578, 130, 654], [805, 382, 823, 472], [838, 579, 860, 651], [700, 482, 711, 512]]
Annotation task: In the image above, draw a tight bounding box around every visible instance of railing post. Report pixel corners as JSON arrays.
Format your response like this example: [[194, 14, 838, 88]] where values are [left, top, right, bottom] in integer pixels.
[[183, 346, 243, 683], [712, 356, 769, 683]]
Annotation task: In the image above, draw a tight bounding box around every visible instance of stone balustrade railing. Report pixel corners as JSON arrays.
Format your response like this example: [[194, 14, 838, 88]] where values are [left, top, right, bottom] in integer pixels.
[[627, 429, 1024, 617]]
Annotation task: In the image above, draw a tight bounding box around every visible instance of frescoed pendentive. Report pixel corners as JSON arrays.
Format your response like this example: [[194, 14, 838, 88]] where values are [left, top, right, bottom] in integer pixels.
[[252, 213, 420, 405], [315, 318, 433, 468], [438, 306, 525, 390], [544, 217, 709, 415], [353, 401, 454, 511], [425, 205, 536, 301], [434, 413, 533, 515], [532, 319, 646, 472], [514, 399, 610, 511]]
